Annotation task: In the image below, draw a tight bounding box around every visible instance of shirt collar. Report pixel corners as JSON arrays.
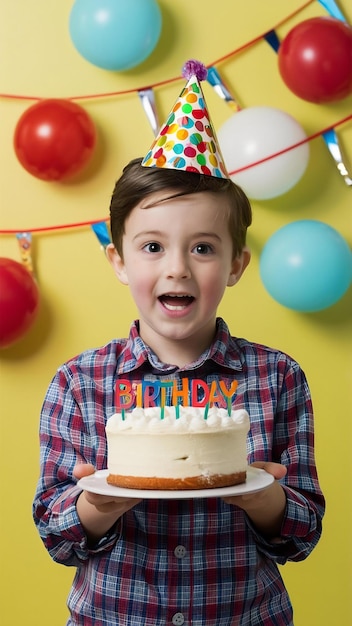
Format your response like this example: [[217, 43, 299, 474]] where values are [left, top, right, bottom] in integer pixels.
[[206, 318, 243, 371], [116, 318, 243, 375]]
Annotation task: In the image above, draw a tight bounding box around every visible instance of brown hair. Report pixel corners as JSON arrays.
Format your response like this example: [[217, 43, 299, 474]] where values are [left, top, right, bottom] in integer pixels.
[[109, 158, 252, 258]]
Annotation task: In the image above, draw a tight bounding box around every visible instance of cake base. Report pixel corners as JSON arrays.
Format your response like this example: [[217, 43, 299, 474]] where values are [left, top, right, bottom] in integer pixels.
[[106, 471, 247, 490]]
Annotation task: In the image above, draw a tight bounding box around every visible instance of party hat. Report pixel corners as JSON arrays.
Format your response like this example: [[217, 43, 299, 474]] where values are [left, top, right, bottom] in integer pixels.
[[142, 60, 229, 178]]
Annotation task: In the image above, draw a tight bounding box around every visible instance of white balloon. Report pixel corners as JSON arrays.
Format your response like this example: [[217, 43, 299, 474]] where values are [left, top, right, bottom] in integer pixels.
[[217, 106, 310, 200]]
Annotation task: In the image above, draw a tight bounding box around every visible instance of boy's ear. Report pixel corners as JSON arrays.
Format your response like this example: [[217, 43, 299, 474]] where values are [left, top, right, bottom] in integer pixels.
[[106, 243, 129, 285], [227, 247, 251, 287]]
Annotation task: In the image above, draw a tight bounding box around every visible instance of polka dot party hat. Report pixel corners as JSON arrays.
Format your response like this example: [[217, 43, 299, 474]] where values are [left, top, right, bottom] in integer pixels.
[[142, 60, 229, 178]]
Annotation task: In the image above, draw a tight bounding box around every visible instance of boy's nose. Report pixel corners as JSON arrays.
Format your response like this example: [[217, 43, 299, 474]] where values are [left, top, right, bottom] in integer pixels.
[[166, 252, 191, 280]]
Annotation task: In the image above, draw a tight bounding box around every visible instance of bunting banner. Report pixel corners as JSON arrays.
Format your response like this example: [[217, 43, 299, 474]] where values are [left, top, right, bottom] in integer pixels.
[[316, 0, 346, 20], [0, 0, 351, 237], [206, 67, 241, 112], [138, 88, 160, 137], [91, 222, 112, 250], [16, 232, 34, 275], [322, 128, 352, 186]]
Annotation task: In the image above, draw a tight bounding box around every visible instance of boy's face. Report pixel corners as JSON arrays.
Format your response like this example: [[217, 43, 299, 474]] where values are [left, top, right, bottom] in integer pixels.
[[107, 189, 250, 365]]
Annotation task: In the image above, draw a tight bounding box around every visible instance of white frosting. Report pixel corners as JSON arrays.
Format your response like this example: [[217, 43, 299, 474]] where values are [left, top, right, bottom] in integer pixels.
[[106, 406, 249, 433], [106, 406, 250, 480]]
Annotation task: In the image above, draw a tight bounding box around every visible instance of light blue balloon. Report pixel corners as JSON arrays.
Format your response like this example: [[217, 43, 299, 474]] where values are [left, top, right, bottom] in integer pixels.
[[69, 0, 162, 71], [260, 220, 352, 312]]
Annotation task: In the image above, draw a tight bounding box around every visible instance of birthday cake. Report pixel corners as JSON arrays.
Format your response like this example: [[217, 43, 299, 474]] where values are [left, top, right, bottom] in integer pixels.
[[106, 406, 250, 490]]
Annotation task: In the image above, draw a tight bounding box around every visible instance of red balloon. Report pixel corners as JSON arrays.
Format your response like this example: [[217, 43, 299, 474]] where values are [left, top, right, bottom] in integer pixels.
[[278, 17, 352, 103], [0, 258, 40, 348], [14, 99, 96, 181]]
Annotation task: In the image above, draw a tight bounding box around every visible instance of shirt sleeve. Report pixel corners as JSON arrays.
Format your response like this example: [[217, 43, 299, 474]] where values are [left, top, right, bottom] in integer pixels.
[[246, 356, 325, 565], [32, 366, 120, 566]]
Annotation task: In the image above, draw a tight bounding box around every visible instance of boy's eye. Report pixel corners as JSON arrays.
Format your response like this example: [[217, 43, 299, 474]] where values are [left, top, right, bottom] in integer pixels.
[[193, 243, 213, 255], [143, 242, 162, 253]]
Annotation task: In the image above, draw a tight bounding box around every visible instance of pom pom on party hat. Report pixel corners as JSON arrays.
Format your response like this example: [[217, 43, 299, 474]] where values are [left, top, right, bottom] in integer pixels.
[[142, 60, 229, 178]]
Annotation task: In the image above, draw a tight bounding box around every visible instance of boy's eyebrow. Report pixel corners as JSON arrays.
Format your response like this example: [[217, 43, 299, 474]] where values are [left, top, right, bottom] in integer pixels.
[[192, 232, 223, 242], [132, 230, 223, 242], [132, 230, 164, 241]]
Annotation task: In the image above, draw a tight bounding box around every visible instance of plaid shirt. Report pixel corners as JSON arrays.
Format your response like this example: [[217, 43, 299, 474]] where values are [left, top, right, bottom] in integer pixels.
[[33, 318, 324, 626]]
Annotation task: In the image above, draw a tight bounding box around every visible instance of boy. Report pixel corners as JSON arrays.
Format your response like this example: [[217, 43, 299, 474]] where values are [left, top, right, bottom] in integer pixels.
[[33, 64, 324, 625]]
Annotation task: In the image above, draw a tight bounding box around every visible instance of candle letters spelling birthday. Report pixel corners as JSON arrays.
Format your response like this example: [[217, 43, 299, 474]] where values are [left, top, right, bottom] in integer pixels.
[[115, 378, 238, 410]]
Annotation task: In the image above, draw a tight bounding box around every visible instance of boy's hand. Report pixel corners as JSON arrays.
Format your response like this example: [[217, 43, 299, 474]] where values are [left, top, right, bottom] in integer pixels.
[[222, 462, 287, 538], [73, 462, 96, 480], [73, 463, 141, 523]]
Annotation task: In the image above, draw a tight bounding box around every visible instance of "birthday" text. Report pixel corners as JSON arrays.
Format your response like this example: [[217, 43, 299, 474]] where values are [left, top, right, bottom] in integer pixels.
[[115, 378, 238, 410]]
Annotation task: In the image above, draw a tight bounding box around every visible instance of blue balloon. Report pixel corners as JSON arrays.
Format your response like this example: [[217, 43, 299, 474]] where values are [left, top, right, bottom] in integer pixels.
[[69, 0, 162, 71], [260, 220, 352, 312]]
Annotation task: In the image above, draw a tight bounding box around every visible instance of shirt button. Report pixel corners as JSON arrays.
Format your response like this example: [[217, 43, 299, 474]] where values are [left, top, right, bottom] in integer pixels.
[[172, 613, 185, 626], [174, 545, 187, 559]]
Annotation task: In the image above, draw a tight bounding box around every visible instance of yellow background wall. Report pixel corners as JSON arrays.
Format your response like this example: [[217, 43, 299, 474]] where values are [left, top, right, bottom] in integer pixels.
[[1, 1, 351, 624]]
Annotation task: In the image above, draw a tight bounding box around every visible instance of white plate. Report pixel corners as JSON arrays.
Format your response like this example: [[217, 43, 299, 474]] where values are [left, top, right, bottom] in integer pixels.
[[77, 467, 274, 499]]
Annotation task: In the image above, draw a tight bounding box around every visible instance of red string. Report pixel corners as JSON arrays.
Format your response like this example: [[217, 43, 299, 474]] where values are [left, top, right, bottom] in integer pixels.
[[210, 0, 316, 67], [0, 0, 315, 103], [0, 113, 350, 236], [0, 217, 110, 235]]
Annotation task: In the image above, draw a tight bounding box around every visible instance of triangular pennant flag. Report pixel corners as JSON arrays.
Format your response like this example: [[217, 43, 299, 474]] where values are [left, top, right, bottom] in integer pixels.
[[322, 128, 352, 186], [16, 232, 34, 275], [91, 222, 111, 250], [138, 88, 160, 137], [207, 66, 241, 112]]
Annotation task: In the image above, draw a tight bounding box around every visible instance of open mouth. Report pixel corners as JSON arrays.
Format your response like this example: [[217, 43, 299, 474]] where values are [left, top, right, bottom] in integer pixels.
[[158, 293, 195, 311]]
